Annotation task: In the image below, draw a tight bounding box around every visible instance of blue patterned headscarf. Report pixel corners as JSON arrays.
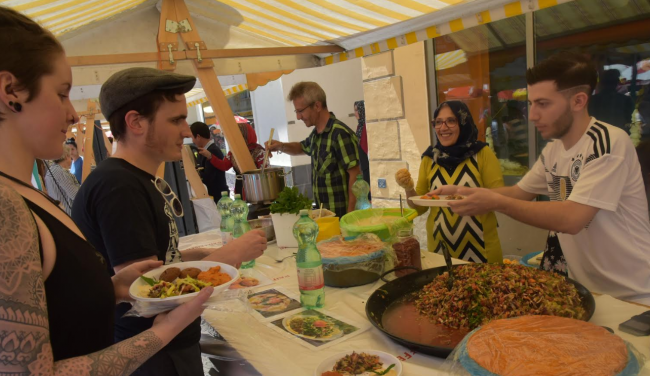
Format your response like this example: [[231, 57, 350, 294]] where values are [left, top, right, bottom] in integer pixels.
[[354, 100, 365, 140], [423, 101, 487, 170]]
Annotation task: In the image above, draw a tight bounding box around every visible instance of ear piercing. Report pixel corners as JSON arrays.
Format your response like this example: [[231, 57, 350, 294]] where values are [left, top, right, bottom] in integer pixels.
[[8, 101, 22, 113]]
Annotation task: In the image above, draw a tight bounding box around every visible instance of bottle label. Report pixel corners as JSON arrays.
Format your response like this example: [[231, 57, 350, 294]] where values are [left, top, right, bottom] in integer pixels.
[[221, 231, 233, 245], [297, 266, 324, 291]]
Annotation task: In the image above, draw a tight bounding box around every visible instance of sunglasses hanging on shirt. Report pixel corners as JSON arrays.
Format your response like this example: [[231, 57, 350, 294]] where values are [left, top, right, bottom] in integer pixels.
[[153, 177, 184, 217]]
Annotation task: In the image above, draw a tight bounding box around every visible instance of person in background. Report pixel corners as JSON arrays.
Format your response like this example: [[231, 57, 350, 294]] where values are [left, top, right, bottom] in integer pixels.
[[72, 67, 267, 376], [397, 101, 504, 263], [354, 100, 371, 201], [198, 121, 268, 200], [0, 6, 208, 374], [637, 140, 650, 214], [432, 52, 650, 303], [588, 69, 634, 133], [44, 143, 79, 215], [65, 137, 83, 183], [190, 121, 229, 205], [265, 81, 361, 218]]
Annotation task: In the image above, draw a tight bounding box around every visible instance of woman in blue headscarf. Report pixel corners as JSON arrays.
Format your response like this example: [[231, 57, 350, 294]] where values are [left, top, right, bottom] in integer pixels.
[[354, 100, 370, 195], [397, 101, 504, 263]]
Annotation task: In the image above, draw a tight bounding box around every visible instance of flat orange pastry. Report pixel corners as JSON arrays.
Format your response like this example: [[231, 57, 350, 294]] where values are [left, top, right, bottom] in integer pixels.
[[466, 315, 628, 376]]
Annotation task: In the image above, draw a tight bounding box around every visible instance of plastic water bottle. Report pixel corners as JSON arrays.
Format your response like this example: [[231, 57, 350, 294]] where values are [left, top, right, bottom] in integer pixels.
[[352, 174, 371, 210], [293, 209, 325, 308], [232, 194, 254, 269], [217, 191, 234, 245]]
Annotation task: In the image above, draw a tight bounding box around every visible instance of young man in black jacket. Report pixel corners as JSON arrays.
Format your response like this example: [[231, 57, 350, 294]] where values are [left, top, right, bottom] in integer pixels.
[[72, 67, 267, 376], [190, 121, 228, 205]]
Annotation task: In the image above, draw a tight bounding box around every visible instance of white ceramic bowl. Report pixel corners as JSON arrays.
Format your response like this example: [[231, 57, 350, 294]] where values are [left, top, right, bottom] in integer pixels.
[[314, 350, 402, 376], [129, 261, 239, 305]]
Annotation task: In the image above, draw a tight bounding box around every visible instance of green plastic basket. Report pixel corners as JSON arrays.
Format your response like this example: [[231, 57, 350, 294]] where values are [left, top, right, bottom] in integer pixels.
[[339, 208, 417, 241]]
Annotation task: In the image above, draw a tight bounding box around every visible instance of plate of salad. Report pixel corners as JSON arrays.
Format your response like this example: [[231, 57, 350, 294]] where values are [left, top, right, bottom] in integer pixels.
[[129, 261, 239, 305], [282, 314, 343, 341], [314, 350, 402, 376]]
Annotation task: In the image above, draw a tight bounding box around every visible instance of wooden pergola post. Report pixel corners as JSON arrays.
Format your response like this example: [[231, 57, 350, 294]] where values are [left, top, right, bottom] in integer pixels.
[[158, 0, 256, 174]]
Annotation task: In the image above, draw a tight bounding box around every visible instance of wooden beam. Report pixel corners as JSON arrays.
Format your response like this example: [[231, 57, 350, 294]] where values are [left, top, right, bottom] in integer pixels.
[[170, 0, 257, 173], [181, 146, 209, 198], [68, 52, 185, 67], [66, 45, 343, 67], [158, 0, 180, 71], [185, 45, 344, 59], [155, 162, 166, 179], [81, 101, 96, 183], [101, 129, 112, 158]]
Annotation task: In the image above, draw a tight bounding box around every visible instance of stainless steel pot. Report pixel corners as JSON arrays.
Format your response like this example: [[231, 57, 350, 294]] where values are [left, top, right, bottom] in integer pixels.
[[237, 168, 290, 203], [248, 218, 275, 241]]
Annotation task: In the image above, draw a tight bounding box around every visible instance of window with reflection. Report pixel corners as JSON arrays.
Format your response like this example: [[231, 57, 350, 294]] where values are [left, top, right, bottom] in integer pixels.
[[433, 15, 529, 185], [535, 0, 650, 152]]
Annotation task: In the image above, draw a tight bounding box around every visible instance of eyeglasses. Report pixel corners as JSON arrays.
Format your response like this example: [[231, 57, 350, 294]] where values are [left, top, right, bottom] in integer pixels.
[[152, 177, 184, 217], [294, 103, 313, 114], [433, 118, 458, 129]]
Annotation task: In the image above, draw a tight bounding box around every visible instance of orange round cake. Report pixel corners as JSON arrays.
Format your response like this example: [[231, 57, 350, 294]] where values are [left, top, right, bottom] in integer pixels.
[[466, 315, 628, 376]]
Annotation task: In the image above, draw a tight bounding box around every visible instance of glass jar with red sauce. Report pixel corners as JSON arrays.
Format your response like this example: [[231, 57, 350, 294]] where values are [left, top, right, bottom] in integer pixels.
[[392, 228, 422, 277]]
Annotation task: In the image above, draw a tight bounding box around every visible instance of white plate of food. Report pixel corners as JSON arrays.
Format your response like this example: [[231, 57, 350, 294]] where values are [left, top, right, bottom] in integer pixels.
[[129, 261, 239, 305], [408, 194, 465, 207], [314, 350, 402, 376]]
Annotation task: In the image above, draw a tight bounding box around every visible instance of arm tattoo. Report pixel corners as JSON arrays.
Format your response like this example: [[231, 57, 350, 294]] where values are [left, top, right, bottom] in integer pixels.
[[0, 183, 50, 371], [50, 331, 163, 375], [0, 184, 165, 376]]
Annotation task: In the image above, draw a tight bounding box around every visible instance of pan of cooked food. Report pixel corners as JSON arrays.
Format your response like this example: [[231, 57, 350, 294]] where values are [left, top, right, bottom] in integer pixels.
[[365, 263, 595, 358], [129, 261, 239, 305]]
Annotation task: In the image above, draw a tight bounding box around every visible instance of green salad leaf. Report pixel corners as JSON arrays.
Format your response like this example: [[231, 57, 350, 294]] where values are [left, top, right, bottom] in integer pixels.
[[372, 364, 395, 375], [140, 275, 157, 286], [269, 187, 312, 215]]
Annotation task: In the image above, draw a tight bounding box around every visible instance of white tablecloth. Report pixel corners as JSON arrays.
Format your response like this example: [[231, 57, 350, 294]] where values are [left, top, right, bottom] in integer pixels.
[[180, 230, 650, 376]]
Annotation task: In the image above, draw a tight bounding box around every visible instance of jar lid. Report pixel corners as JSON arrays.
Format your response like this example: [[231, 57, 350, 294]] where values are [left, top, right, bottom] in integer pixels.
[[397, 228, 413, 237]]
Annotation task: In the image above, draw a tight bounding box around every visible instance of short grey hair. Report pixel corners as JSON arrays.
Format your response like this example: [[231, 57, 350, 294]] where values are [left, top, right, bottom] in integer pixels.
[[287, 81, 327, 108]]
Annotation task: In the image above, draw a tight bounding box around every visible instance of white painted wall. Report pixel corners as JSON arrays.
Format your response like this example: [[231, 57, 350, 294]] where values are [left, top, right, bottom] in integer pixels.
[[250, 79, 292, 167], [186, 105, 203, 126], [281, 58, 364, 166], [250, 58, 364, 167]]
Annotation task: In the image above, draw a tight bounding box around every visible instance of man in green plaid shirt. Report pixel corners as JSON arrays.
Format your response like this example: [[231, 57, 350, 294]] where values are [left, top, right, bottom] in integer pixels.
[[265, 82, 361, 218]]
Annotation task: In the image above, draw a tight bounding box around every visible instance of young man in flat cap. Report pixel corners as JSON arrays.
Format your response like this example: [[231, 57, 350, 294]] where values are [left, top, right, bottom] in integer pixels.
[[72, 67, 267, 375]]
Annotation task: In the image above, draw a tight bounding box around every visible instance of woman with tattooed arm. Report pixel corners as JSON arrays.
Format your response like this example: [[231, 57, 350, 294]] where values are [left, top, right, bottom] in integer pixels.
[[0, 7, 210, 375]]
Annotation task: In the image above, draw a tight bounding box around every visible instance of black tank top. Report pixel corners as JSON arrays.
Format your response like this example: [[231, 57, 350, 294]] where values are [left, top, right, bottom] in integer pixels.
[[0, 171, 115, 361]]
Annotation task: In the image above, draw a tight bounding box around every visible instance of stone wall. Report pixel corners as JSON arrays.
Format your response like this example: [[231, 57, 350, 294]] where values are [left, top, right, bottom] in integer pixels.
[[362, 42, 432, 247]]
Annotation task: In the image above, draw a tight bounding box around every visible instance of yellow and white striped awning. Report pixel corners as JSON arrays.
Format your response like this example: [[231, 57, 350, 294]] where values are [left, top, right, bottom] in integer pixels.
[[185, 84, 248, 107], [323, 0, 574, 65], [4, 0, 465, 39], [5, 0, 575, 64], [435, 49, 467, 70]]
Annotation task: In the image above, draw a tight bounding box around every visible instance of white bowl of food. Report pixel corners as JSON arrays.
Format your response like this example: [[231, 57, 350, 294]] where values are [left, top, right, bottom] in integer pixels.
[[315, 350, 402, 376], [129, 261, 239, 305]]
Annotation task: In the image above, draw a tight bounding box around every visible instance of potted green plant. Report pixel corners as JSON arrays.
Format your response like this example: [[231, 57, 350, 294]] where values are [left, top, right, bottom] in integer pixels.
[[270, 187, 313, 247]]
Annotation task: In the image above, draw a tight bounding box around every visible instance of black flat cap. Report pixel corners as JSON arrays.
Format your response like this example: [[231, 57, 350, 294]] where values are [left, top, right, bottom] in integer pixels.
[[99, 67, 196, 119]]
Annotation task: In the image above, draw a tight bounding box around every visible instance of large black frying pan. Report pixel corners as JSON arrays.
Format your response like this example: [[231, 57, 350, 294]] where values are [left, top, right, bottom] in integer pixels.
[[365, 265, 596, 358]]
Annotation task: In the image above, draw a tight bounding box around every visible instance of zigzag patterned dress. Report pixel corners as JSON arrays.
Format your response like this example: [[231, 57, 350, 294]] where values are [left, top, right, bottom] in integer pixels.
[[415, 147, 504, 263]]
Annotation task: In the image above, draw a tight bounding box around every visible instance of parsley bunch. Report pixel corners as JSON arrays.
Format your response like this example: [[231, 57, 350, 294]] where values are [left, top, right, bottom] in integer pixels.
[[270, 187, 312, 215]]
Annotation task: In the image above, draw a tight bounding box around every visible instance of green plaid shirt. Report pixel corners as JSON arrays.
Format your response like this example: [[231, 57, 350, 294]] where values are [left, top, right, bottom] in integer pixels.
[[301, 113, 359, 218]]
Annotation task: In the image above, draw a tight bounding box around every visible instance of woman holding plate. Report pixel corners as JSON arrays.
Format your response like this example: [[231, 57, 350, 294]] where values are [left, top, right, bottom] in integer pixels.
[[396, 101, 504, 263], [0, 7, 210, 374]]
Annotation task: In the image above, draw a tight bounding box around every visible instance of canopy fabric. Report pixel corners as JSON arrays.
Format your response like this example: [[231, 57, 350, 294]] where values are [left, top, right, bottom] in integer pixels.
[[5, 0, 464, 41], [186, 84, 249, 107], [322, 0, 575, 65]]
